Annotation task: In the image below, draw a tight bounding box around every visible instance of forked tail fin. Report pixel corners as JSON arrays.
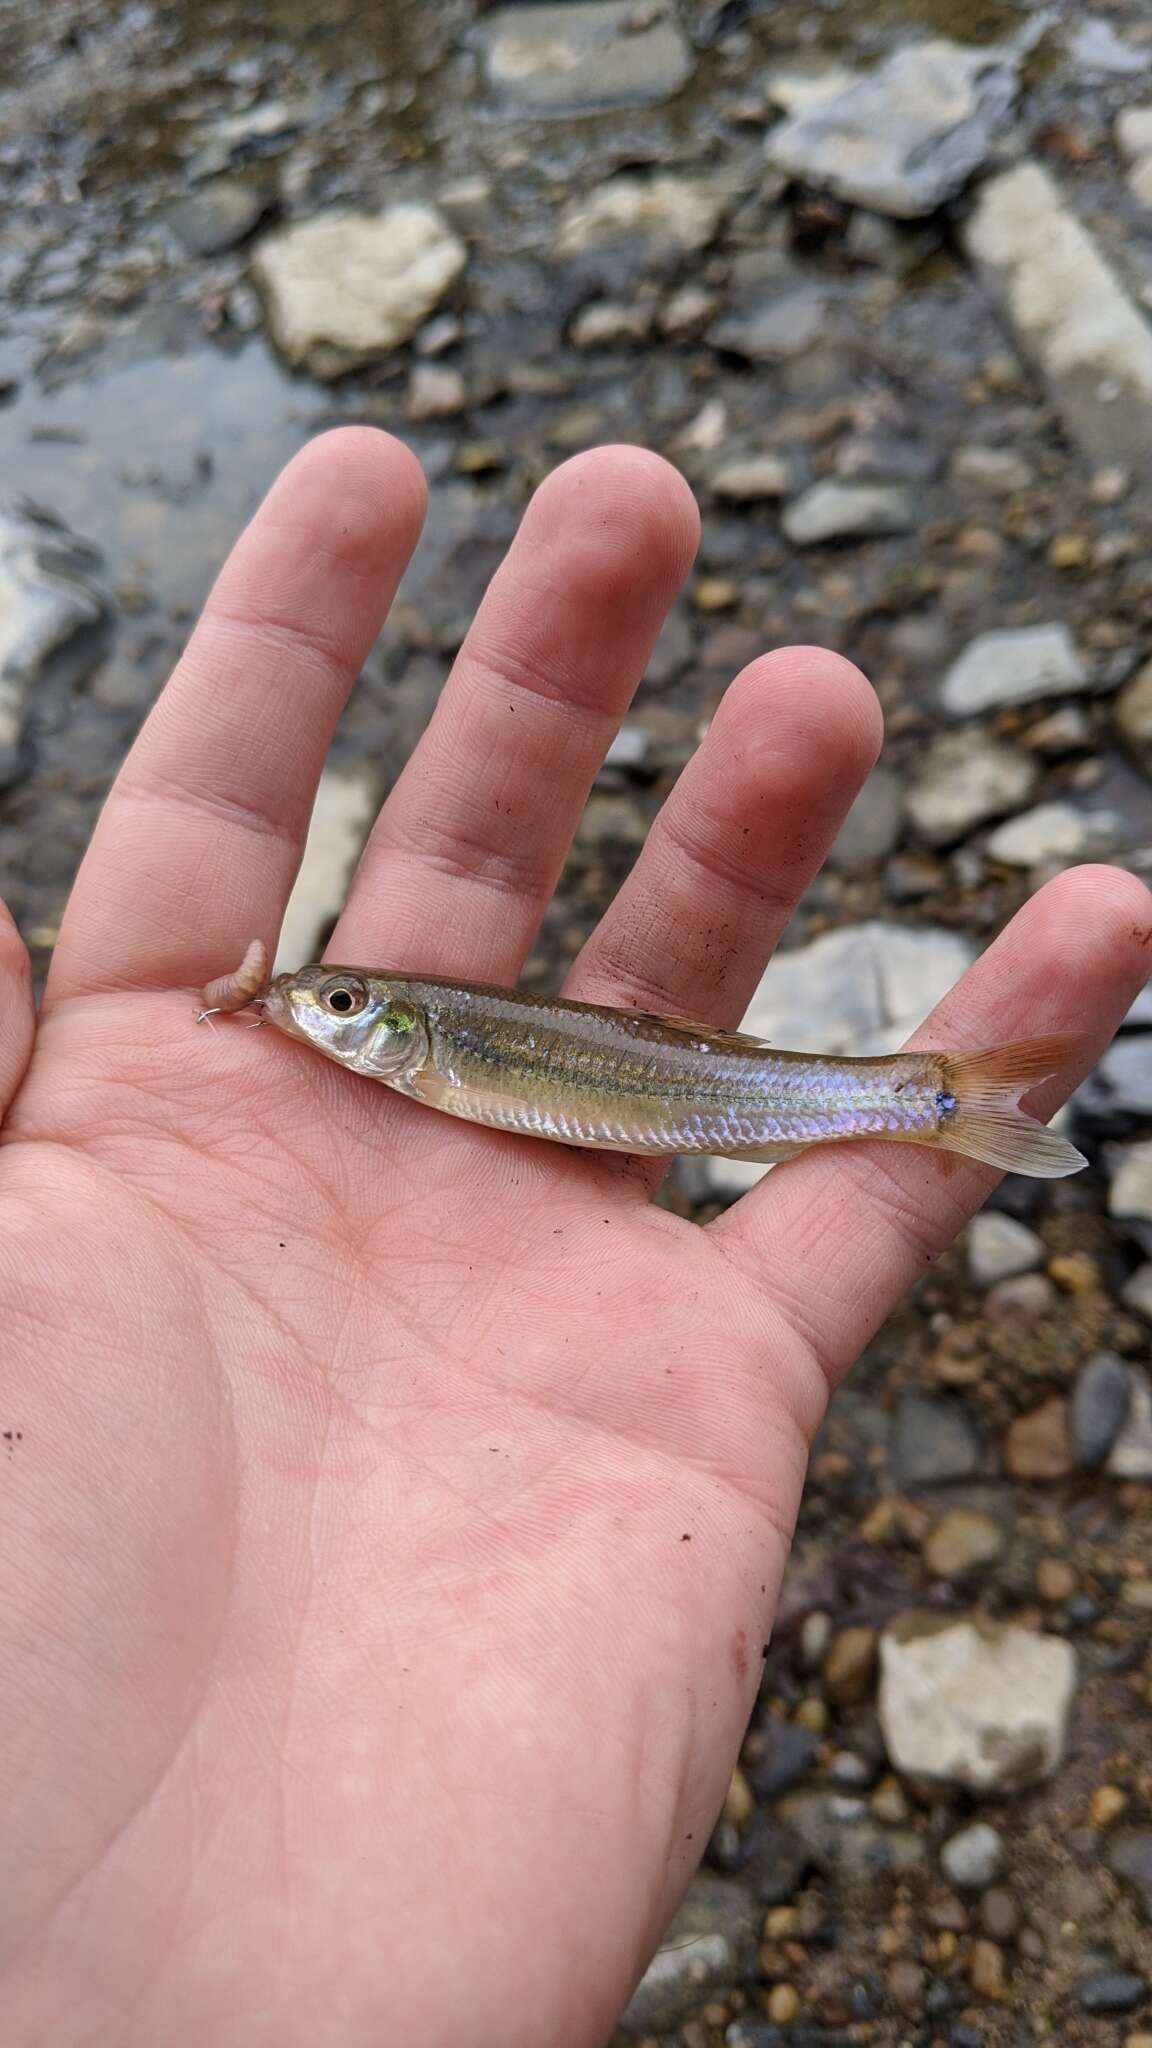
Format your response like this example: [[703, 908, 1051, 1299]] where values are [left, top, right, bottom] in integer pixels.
[[939, 1035, 1086, 1178]]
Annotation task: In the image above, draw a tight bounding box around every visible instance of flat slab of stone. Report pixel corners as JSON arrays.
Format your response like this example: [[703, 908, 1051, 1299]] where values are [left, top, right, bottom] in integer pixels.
[[965, 162, 1152, 481], [767, 38, 1019, 219], [480, 1, 692, 112], [253, 205, 467, 378]]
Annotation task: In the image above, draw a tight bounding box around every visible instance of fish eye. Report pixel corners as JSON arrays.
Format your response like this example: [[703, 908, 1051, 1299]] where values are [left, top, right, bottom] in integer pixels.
[[319, 976, 368, 1017]]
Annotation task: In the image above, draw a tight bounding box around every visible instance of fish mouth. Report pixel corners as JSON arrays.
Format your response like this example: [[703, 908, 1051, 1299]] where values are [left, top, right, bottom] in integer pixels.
[[259, 978, 298, 1033]]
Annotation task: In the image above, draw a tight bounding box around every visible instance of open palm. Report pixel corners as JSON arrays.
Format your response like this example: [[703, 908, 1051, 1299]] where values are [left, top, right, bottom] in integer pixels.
[[0, 432, 1146, 2045]]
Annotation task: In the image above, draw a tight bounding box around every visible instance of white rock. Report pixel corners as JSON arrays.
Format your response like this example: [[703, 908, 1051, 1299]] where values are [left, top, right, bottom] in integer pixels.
[[253, 205, 467, 378], [1121, 1268, 1152, 1329], [950, 443, 1036, 495], [1116, 106, 1152, 163], [1071, 16, 1146, 75], [966, 1211, 1043, 1288], [1108, 1370, 1152, 1471], [767, 38, 1019, 220], [743, 921, 974, 1057], [965, 162, 1152, 479], [985, 800, 1112, 868], [480, 1, 692, 111], [941, 623, 1088, 717], [905, 730, 1038, 847], [275, 767, 379, 969], [765, 62, 855, 115], [782, 481, 915, 545], [879, 1618, 1076, 1792], [940, 1821, 1005, 1890], [555, 176, 727, 257], [405, 363, 467, 420], [0, 502, 110, 785], [709, 454, 792, 502], [1110, 1140, 1152, 1224], [1129, 156, 1152, 209]]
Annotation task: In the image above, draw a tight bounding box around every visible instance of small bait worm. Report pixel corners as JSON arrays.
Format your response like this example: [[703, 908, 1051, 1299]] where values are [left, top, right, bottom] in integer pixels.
[[198, 938, 269, 1022]]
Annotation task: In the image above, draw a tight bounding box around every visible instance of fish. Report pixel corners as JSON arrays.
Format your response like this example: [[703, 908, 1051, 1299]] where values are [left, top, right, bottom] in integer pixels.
[[255, 963, 1085, 1179]]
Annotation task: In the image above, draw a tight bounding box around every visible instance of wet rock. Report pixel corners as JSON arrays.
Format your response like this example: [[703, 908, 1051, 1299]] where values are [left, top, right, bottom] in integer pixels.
[[826, 767, 903, 871], [620, 1876, 758, 2032], [1076, 1969, 1148, 2014], [822, 1626, 878, 1706], [274, 766, 379, 968], [906, 731, 1038, 847], [986, 800, 1114, 868], [480, 1, 692, 111], [744, 922, 975, 1058], [167, 176, 270, 255], [941, 623, 1088, 717], [767, 39, 1019, 220], [1110, 1141, 1152, 1225], [950, 444, 1036, 496], [405, 363, 467, 419], [555, 175, 727, 257], [893, 1395, 981, 1487], [1107, 1374, 1152, 1478], [0, 500, 111, 787], [940, 1822, 1004, 1891], [1071, 1353, 1133, 1466], [253, 205, 467, 378], [923, 1507, 1005, 1579], [1115, 659, 1152, 771], [878, 1616, 1076, 1792], [966, 1212, 1042, 1288], [709, 454, 792, 502], [710, 287, 829, 362], [1004, 1398, 1073, 1481], [1108, 1830, 1152, 1919], [782, 482, 914, 546], [965, 163, 1152, 481]]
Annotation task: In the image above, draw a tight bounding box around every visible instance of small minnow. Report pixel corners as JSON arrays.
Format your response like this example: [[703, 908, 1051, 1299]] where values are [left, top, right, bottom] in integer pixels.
[[234, 959, 1084, 1179]]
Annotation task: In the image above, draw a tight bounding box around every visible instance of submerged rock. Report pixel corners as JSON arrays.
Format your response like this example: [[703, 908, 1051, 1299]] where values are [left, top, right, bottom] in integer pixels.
[[253, 205, 467, 378], [878, 1616, 1075, 1792], [767, 38, 1019, 219], [480, 1, 693, 112], [0, 500, 111, 788]]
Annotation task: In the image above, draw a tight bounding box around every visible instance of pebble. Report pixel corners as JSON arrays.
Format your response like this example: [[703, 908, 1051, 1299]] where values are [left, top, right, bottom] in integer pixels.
[[766, 1984, 799, 2024], [1076, 1971, 1148, 2015], [167, 175, 269, 255], [950, 444, 1036, 496], [569, 300, 652, 348], [878, 1617, 1076, 1792], [1091, 1784, 1129, 1829], [709, 455, 792, 502], [1112, 1142, 1152, 1224], [822, 1625, 878, 1706], [1107, 1373, 1152, 1477], [887, 1958, 925, 2012], [1108, 1829, 1152, 1919], [984, 1273, 1057, 1320], [940, 1823, 1005, 1891], [1071, 1352, 1133, 1466], [1080, 1037, 1152, 1126], [782, 481, 915, 546], [1004, 1398, 1073, 1481], [969, 1939, 1006, 1999], [252, 204, 467, 377], [742, 1719, 821, 1800], [905, 730, 1038, 847], [800, 1610, 833, 1669], [940, 623, 1088, 717], [480, 0, 693, 112], [743, 921, 974, 1059], [620, 1877, 758, 2031], [923, 1508, 1006, 1579], [985, 800, 1110, 868], [980, 1887, 1021, 1941], [1115, 659, 1152, 770], [1117, 107, 1152, 162], [555, 175, 727, 256], [826, 767, 904, 870], [893, 1393, 982, 1486], [1123, 1266, 1152, 1322], [1035, 1556, 1076, 1602], [710, 288, 829, 363], [966, 1212, 1043, 1288], [405, 363, 467, 419]]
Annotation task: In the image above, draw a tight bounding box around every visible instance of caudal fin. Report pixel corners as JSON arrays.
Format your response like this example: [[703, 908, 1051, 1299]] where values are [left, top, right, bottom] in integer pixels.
[[940, 1035, 1086, 1179]]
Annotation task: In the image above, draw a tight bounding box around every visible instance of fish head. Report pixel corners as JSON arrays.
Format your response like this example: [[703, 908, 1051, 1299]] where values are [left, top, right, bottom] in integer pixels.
[[263, 967, 428, 1079]]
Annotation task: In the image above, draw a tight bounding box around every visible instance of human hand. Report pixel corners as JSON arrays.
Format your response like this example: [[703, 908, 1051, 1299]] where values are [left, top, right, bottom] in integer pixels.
[[0, 432, 1146, 2044]]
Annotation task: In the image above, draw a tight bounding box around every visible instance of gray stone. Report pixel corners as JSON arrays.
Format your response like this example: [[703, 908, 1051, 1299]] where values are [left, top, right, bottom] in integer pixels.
[[1071, 1352, 1133, 1467], [742, 921, 975, 1058], [941, 623, 1088, 717], [480, 1, 692, 112], [555, 175, 727, 258], [620, 1876, 757, 2032], [1110, 1139, 1152, 1223], [710, 287, 829, 362], [0, 501, 111, 787], [253, 205, 466, 378], [782, 481, 915, 546], [965, 162, 1152, 481], [743, 1718, 821, 1800], [966, 1211, 1043, 1288], [940, 1822, 1005, 1891], [1076, 1970, 1147, 2015], [274, 766, 379, 969], [950, 443, 1036, 496], [167, 177, 269, 255], [767, 38, 1019, 220], [774, 1789, 926, 1901], [878, 1617, 1076, 1793], [1123, 1265, 1152, 1324], [709, 454, 792, 502], [1077, 1037, 1152, 1124], [893, 1394, 981, 1486], [826, 767, 903, 871], [906, 730, 1038, 847], [1108, 1828, 1152, 1919], [985, 800, 1115, 869], [1107, 1373, 1152, 1476]]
